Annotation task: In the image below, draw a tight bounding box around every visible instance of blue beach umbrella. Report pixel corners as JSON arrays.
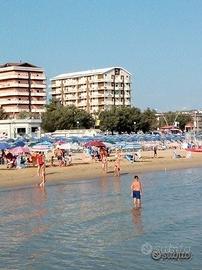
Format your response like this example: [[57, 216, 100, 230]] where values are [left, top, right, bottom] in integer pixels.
[[13, 141, 26, 147], [0, 142, 11, 150]]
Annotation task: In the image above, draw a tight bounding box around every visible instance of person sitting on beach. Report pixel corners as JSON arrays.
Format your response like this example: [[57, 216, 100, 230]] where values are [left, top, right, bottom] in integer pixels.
[[172, 147, 182, 159], [131, 175, 143, 208], [7, 156, 16, 169], [64, 153, 72, 166], [6, 151, 16, 169]]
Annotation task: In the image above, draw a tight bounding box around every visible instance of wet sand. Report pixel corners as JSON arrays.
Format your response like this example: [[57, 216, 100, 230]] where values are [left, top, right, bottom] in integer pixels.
[[0, 149, 201, 189]]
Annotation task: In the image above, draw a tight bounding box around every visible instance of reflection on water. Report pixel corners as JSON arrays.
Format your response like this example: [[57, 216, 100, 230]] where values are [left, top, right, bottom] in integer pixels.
[[0, 168, 202, 270], [131, 207, 144, 235]]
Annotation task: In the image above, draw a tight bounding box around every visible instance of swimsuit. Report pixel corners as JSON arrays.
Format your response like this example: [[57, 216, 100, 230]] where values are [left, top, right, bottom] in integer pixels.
[[133, 190, 141, 199]]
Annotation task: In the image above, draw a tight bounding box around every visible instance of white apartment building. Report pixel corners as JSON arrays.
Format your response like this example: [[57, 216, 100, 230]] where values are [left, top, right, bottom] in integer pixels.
[[51, 67, 132, 114], [0, 62, 46, 118]]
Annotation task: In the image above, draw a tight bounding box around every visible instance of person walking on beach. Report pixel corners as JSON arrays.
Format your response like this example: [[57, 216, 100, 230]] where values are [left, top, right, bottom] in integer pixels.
[[131, 175, 143, 208], [153, 145, 158, 158], [114, 150, 121, 176], [102, 151, 108, 172], [36, 152, 46, 187]]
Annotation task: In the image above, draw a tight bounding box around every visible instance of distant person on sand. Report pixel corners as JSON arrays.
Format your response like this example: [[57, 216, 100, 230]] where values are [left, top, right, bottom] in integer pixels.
[[36, 152, 46, 187], [153, 145, 158, 158], [114, 150, 121, 176], [102, 151, 108, 172], [131, 175, 143, 208]]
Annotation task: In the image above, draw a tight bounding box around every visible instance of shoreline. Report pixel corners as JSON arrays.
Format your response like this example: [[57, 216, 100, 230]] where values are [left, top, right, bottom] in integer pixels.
[[0, 149, 202, 190]]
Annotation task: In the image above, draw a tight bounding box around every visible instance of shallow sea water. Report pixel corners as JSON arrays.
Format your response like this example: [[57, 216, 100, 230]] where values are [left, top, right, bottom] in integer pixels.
[[0, 167, 202, 270]]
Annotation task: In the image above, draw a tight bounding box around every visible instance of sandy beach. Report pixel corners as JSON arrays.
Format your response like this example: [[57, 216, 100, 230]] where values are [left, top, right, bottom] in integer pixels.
[[0, 149, 202, 189]]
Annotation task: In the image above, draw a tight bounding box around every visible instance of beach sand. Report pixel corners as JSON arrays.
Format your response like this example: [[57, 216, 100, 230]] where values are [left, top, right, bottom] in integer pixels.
[[0, 149, 201, 189]]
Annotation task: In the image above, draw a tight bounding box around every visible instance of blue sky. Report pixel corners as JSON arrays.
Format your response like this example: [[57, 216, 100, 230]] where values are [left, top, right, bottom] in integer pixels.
[[1, 0, 202, 111]]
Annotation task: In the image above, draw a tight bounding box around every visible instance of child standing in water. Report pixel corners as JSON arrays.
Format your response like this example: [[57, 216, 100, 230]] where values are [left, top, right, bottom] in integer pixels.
[[131, 175, 143, 207]]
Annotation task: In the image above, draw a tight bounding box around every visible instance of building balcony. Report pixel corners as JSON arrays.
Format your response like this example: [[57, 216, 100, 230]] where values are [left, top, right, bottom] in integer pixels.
[[78, 96, 87, 100], [3, 107, 45, 113], [31, 100, 46, 105], [124, 93, 131, 98], [66, 95, 77, 100], [90, 100, 99, 105], [77, 102, 87, 106], [0, 99, 46, 105], [88, 78, 105, 83], [0, 82, 46, 89], [31, 92, 46, 97], [0, 90, 46, 97], [30, 83, 46, 88], [0, 74, 46, 80], [64, 81, 77, 86]]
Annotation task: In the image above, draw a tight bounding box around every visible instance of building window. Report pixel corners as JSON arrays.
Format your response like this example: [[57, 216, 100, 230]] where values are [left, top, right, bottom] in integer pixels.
[[111, 83, 114, 87], [31, 127, 38, 132], [115, 68, 120, 75]]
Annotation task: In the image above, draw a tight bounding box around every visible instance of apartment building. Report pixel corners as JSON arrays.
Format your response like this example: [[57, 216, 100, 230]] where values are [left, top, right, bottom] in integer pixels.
[[51, 67, 131, 114], [0, 62, 46, 118]]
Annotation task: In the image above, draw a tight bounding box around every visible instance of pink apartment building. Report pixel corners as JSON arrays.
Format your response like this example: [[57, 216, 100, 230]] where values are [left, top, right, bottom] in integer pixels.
[[0, 62, 46, 118]]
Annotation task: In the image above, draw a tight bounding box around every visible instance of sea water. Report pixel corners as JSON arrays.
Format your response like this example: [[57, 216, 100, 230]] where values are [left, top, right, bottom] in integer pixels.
[[0, 168, 201, 270]]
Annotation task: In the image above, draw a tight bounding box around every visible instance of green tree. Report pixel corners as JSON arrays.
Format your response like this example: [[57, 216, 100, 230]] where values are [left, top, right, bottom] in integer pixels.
[[99, 106, 141, 134], [0, 107, 8, 120], [139, 108, 157, 132], [158, 111, 193, 130], [41, 101, 95, 132], [175, 113, 193, 130], [99, 107, 118, 134], [116, 106, 141, 134]]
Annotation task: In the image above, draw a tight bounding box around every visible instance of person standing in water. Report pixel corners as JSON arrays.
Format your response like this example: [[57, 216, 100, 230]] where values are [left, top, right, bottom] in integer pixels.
[[101, 151, 108, 172], [131, 175, 143, 207], [36, 152, 46, 187]]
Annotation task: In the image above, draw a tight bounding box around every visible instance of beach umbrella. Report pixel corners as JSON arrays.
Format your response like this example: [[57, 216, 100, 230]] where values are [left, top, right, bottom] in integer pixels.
[[84, 140, 106, 148], [32, 145, 52, 150], [29, 146, 52, 152], [31, 142, 53, 152], [13, 141, 26, 147], [103, 142, 116, 149], [55, 140, 66, 145], [58, 143, 71, 150], [6, 139, 15, 143], [0, 142, 10, 150], [10, 146, 30, 155]]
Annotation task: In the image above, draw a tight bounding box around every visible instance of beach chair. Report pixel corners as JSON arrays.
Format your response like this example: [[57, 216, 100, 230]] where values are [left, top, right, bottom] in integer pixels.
[[186, 151, 192, 159]]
